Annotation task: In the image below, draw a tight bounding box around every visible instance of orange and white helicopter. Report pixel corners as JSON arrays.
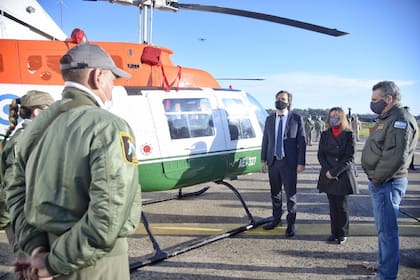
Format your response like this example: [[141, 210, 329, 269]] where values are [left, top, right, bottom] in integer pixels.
[[0, 0, 347, 270]]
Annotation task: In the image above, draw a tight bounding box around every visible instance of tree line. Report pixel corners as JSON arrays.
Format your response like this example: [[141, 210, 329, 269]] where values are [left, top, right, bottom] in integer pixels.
[[266, 108, 419, 122]]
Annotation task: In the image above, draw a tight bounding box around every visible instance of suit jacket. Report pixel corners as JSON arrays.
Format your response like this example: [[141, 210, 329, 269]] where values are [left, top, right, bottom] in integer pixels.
[[261, 111, 306, 168], [317, 129, 359, 195]]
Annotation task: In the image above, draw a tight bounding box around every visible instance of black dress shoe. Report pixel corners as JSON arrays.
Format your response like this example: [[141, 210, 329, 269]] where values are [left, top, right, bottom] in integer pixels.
[[337, 237, 347, 244], [327, 235, 337, 242], [262, 220, 281, 230], [285, 224, 295, 237]]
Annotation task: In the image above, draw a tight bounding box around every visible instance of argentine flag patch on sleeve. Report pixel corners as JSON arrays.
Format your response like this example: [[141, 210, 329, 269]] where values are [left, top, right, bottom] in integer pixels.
[[394, 121, 407, 129]]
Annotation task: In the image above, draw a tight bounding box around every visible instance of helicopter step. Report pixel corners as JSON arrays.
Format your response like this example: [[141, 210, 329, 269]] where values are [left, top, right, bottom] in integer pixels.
[[142, 186, 210, 206], [129, 179, 271, 271]]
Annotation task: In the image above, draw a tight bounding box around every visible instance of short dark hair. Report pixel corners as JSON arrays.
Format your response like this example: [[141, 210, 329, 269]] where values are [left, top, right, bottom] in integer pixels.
[[61, 66, 90, 83], [372, 81, 401, 102], [275, 90, 293, 109]]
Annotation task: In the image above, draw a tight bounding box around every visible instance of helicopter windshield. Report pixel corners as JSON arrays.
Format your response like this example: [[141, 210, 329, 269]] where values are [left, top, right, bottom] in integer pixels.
[[245, 92, 268, 131]]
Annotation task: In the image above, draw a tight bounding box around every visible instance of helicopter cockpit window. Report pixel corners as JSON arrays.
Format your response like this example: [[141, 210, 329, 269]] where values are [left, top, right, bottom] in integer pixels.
[[222, 98, 256, 140], [163, 98, 214, 139]]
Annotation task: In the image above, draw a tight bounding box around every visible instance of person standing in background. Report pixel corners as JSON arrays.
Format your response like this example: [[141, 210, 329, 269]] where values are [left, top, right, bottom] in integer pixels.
[[351, 115, 361, 142], [404, 107, 416, 171], [0, 90, 54, 261], [314, 116, 325, 142], [305, 115, 314, 146]]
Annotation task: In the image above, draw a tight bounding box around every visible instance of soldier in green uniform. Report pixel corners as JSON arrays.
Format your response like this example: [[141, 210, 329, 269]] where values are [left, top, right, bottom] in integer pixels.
[[314, 116, 325, 142], [305, 115, 315, 146], [0, 90, 54, 254], [6, 44, 141, 279]]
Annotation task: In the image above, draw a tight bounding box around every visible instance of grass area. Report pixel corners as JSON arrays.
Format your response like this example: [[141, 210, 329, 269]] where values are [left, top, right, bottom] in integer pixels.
[[360, 121, 420, 138], [360, 122, 374, 137]]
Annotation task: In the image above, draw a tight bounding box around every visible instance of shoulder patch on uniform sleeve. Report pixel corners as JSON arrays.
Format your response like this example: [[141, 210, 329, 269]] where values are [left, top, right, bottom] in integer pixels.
[[119, 132, 138, 165], [394, 121, 407, 129]]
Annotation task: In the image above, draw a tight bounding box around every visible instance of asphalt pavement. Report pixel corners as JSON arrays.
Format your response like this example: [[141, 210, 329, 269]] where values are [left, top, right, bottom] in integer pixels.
[[1, 139, 419, 279]]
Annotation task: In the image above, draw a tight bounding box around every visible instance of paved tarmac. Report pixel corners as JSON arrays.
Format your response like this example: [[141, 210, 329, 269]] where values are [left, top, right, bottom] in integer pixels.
[[1, 139, 419, 279]]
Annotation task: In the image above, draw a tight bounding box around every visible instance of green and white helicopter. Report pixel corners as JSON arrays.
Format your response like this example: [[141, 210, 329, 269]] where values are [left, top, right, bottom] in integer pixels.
[[0, 0, 347, 270]]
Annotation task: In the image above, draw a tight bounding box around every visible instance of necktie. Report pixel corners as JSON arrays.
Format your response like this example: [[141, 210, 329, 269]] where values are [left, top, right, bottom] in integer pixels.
[[276, 115, 283, 158]]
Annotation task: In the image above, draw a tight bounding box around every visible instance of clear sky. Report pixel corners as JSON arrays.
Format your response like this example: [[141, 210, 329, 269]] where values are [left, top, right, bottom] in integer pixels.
[[38, 0, 420, 114]]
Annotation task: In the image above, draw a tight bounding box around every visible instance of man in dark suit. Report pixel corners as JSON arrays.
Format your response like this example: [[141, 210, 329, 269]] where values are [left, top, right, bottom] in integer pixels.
[[261, 90, 306, 237]]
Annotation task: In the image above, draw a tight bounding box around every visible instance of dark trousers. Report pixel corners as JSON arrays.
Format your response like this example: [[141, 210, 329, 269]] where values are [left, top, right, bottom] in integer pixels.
[[327, 194, 349, 238], [268, 159, 297, 225]]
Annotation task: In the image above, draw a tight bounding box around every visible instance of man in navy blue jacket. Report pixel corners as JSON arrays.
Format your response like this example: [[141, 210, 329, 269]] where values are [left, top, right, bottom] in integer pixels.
[[261, 90, 306, 237]]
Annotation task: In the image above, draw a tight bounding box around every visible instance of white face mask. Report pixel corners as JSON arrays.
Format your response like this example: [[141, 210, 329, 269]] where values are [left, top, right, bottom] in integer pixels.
[[103, 99, 113, 111]]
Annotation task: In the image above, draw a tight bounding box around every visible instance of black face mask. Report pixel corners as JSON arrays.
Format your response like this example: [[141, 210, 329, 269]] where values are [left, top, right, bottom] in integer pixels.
[[370, 99, 388, 114], [275, 100, 288, 110]]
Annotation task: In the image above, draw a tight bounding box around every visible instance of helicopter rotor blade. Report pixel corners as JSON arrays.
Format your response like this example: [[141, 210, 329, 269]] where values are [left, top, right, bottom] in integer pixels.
[[173, 3, 348, 37], [82, 1, 348, 36]]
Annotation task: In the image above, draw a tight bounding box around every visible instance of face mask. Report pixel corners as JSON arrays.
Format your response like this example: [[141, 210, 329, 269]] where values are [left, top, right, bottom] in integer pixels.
[[370, 99, 388, 114], [275, 100, 288, 110], [329, 117, 340, 127], [103, 99, 113, 111]]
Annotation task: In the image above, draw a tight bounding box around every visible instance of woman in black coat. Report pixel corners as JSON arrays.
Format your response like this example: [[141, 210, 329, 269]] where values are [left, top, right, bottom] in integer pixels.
[[317, 107, 358, 244]]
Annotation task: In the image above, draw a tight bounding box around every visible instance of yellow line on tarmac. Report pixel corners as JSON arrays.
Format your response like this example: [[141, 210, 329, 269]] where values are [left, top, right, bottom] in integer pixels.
[[134, 222, 420, 237], [153, 226, 223, 232], [134, 224, 225, 235], [3, 224, 419, 237]]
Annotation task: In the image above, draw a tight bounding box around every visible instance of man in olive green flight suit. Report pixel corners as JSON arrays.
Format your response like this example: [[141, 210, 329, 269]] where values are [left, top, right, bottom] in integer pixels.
[[361, 81, 418, 280], [6, 44, 141, 279]]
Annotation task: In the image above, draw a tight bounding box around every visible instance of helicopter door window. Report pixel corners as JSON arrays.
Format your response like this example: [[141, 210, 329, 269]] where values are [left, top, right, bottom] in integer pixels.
[[163, 98, 214, 139], [27, 55, 42, 74], [222, 98, 256, 140], [246, 92, 268, 131], [46, 55, 62, 75]]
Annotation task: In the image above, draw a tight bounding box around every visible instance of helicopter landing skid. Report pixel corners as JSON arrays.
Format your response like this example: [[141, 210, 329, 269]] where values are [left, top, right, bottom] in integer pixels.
[[129, 179, 271, 272], [142, 186, 210, 205]]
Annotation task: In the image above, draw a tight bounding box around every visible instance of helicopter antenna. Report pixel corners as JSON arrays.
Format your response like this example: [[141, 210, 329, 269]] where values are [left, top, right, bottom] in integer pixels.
[[59, 0, 63, 28], [57, 0, 68, 29], [149, 0, 154, 43]]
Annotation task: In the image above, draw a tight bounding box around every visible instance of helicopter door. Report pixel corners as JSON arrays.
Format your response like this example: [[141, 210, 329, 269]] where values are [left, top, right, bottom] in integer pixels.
[[213, 91, 263, 174]]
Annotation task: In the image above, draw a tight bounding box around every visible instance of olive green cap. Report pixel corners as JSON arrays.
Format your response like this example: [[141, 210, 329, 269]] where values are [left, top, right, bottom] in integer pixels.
[[20, 90, 55, 107]]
